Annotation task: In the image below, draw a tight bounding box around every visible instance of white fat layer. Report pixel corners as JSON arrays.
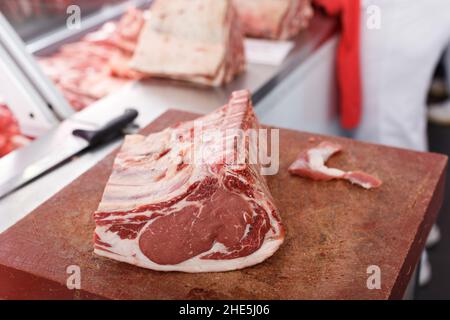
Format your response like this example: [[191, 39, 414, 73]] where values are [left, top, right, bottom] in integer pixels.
[[95, 236, 283, 273], [308, 147, 345, 178], [241, 222, 252, 241], [346, 174, 372, 190]]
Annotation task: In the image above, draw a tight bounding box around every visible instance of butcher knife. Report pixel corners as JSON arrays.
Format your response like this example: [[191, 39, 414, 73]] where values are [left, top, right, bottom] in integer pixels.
[[0, 108, 139, 199]]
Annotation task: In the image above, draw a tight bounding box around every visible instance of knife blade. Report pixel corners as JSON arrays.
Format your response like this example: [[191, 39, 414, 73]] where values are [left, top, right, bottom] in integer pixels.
[[0, 108, 138, 199]]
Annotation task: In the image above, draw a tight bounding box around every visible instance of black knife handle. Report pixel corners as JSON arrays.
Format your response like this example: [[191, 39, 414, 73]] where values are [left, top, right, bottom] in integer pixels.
[[72, 108, 139, 147]]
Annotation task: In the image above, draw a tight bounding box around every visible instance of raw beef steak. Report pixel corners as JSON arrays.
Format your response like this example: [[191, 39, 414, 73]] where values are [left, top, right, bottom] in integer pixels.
[[94, 90, 285, 272]]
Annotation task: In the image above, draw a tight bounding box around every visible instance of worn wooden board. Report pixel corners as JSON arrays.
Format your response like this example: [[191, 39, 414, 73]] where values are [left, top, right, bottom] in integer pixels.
[[0, 110, 447, 300]]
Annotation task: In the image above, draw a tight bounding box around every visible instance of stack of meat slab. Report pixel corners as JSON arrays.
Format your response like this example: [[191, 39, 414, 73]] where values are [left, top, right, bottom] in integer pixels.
[[233, 0, 314, 40], [93, 90, 285, 272], [130, 0, 246, 87]]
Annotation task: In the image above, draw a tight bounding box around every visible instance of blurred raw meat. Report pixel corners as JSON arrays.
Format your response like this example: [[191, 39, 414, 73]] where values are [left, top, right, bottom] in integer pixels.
[[0, 6, 144, 157], [37, 7, 146, 111], [130, 0, 246, 87], [233, 0, 314, 40], [0, 103, 30, 157]]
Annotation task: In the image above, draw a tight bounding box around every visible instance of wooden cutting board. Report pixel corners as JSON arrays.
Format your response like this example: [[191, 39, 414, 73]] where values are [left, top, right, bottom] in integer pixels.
[[0, 110, 447, 300]]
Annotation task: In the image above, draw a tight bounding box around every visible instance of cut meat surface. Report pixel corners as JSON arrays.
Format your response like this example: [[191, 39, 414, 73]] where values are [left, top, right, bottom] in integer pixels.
[[130, 0, 245, 87], [289, 141, 382, 189], [94, 90, 284, 272], [233, 0, 314, 40]]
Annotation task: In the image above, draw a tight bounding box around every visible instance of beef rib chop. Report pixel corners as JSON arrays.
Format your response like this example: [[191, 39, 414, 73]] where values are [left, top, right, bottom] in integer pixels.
[[93, 90, 285, 272]]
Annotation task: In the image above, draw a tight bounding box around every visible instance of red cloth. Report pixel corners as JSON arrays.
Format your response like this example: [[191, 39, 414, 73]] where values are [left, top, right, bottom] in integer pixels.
[[314, 0, 361, 129]]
